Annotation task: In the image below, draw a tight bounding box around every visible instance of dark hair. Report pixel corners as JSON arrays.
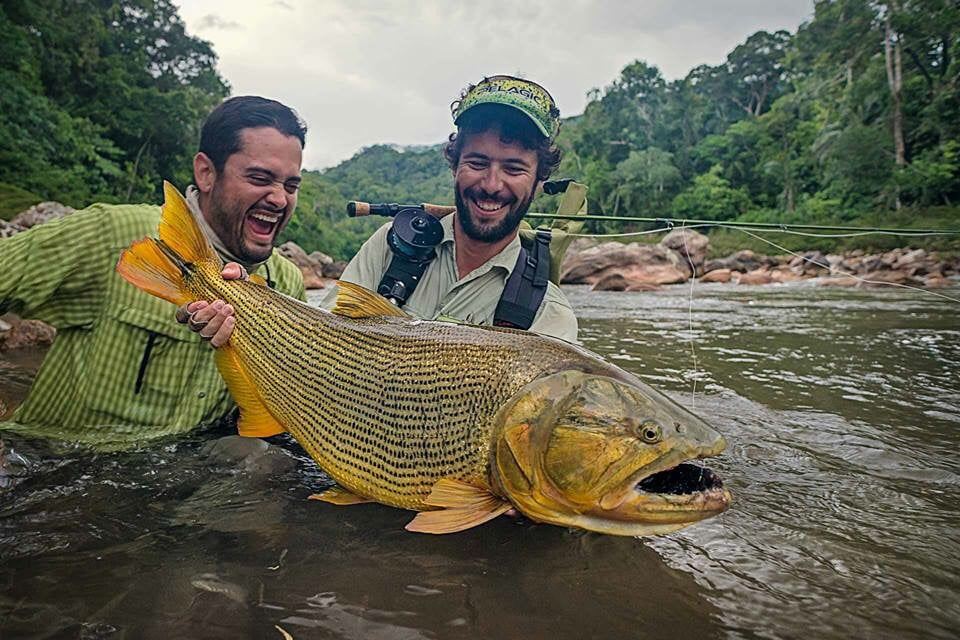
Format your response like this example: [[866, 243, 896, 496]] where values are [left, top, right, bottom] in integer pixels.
[[199, 96, 307, 171], [443, 104, 562, 182]]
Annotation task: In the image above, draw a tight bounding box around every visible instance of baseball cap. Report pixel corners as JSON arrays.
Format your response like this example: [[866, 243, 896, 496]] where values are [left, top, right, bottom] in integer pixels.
[[453, 75, 560, 139]]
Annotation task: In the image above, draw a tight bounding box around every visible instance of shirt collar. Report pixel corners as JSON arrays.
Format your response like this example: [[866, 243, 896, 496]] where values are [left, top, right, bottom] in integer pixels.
[[438, 212, 523, 276]]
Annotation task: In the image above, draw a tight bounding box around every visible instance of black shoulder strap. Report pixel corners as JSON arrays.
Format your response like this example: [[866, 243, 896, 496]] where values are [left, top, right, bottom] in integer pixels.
[[494, 229, 551, 330]]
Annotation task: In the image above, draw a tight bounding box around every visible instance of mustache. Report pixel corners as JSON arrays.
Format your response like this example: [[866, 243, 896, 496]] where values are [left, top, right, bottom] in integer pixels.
[[465, 187, 514, 204], [248, 201, 286, 215]]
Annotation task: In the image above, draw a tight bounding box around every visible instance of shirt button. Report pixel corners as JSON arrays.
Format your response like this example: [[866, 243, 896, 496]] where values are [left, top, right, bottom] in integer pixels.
[[197, 391, 207, 399]]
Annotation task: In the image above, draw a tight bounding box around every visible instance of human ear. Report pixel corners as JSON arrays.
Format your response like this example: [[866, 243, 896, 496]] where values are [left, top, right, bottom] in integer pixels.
[[193, 152, 217, 193]]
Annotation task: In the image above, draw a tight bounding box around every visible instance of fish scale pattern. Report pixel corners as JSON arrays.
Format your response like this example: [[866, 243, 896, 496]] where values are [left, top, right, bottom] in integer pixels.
[[187, 263, 619, 510]]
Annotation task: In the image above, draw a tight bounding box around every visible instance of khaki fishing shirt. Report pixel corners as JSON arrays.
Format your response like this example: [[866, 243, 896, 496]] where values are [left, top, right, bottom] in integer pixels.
[[0, 203, 305, 448], [322, 215, 578, 342]]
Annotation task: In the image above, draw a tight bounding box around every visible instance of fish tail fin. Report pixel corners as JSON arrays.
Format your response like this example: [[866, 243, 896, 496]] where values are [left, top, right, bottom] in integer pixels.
[[116, 238, 193, 306], [116, 181, 222, 306]]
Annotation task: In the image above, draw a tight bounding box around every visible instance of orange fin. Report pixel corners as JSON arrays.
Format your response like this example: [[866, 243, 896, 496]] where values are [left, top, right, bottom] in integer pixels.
[[116, 238, 192, 306], [213, 345, 286, 437], [249, 273, 268, 286], [405, 479, 511, 534], [332, 281, 409, 319], [158, 181, 221, 267], [308, 485, 373, 505]]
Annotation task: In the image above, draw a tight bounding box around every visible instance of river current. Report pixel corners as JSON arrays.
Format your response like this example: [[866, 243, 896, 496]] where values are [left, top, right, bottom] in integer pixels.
[[1, 281, 958, 639]]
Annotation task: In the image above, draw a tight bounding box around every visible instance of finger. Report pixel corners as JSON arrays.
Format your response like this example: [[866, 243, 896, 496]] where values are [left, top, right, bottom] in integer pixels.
[[189, 300, 225, 326], [209, 315, 235, 349], [198, 308, 228, 338], [222, 263, 245, 280], [175, 304, 192, 324], [186, 300, 209, 313]]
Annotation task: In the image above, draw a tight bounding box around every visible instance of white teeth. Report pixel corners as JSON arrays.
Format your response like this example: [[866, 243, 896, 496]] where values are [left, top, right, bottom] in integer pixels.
[[474, 200, 505, 212], [250, 212, 280, 223]]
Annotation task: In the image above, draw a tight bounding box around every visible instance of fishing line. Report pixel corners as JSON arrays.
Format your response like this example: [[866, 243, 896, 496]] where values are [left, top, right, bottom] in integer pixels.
[[679, 221, 700, 411], [729, 226, 960, 304]]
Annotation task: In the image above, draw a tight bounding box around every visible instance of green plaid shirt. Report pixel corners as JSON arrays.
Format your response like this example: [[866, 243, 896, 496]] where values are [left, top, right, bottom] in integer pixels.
[[0, 203, 305, 448]]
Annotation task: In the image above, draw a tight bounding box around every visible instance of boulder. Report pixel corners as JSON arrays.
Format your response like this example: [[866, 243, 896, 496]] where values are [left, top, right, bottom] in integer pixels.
[[659, 229, 709, 276], [819, 276, 860, 287], [560, 242, 689, 286], [591, 274, 661, 292], [860, 270, 911, 286], [699, 269, 732, 283], [733, 270, 775, 286], [10, 202, 74, 229], [704, 250, 763, 274], [322, 260, 347, 279], [0, 314, 56, 350], [277, 241, 337, 289], [0, 220, 25, 238]]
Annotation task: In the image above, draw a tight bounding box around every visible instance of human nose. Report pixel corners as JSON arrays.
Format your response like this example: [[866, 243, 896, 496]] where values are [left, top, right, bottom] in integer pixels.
[[478, 165, 504, 194], [263, 182, 287, 208]]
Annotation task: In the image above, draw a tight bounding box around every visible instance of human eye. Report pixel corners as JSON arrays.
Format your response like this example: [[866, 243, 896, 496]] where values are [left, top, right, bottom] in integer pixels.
[[247, 173, 272, 186], [284, 181, 301, 194]]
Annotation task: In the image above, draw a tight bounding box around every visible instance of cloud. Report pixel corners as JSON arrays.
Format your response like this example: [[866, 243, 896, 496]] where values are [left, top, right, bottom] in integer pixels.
[[176, 0, 814, 169], [195, 14, 242, 31]]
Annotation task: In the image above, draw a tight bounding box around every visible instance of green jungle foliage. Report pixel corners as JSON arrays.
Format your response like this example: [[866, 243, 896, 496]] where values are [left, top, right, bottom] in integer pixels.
[[0, 0, 228, 206], [1, 0, 957, 260]]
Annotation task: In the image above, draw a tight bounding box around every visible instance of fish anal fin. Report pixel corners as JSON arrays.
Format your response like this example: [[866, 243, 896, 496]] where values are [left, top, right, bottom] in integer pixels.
[[308, 485, 373, 505], [214, 345, 286, 438], [158, 181, 221, 268], [405, 479, 511, 534], [332, 281, 409, 319]]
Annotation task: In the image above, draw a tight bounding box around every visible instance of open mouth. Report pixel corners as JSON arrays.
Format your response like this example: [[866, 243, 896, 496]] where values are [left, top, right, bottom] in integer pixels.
[[245, 210, 283, 240], [636, 463, 724, 495]]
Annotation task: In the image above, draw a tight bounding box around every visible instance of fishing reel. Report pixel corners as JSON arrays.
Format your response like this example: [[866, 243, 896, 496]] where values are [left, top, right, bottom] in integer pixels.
[[346, 201, 444, 305]]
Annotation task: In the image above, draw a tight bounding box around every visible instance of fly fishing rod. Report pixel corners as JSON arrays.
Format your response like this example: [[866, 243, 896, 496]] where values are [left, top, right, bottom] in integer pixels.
[[347, 201, 960, 237]]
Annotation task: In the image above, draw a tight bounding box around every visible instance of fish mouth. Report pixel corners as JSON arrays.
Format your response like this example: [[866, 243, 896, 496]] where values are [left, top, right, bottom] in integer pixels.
[[636, 462, 724, 495]]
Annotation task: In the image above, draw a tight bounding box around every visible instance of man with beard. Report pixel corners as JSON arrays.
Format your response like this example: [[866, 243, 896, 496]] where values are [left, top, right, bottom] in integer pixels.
[[0, 96, 307, 447], [187, 76, 578, 344]]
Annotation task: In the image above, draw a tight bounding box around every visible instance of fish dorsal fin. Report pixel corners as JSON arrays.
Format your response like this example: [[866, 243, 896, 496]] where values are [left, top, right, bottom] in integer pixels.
[[214, 345, 286, 438], [332, 281, 410, 319], [405, 479, 511, 534], [158, 181, 221, 268], [249, 273, 268, 287], [308, 485, 373, 505]]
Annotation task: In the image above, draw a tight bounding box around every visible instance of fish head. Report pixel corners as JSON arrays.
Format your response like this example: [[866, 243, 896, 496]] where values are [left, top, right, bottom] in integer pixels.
[[491, 370, 731, 536]]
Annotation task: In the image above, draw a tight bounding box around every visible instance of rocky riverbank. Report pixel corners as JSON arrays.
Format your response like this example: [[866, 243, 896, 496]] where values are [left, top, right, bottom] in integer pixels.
[[559, 229, 959, 291]]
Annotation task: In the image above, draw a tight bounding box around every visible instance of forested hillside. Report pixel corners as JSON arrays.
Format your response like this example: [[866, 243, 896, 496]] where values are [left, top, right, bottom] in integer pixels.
[[1, 0, 957, 260], [0, 1, 228, 211]]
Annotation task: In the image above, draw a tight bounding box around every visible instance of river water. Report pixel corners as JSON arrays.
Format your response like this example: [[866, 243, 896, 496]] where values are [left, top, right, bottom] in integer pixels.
[[1, 281, 958, 639]]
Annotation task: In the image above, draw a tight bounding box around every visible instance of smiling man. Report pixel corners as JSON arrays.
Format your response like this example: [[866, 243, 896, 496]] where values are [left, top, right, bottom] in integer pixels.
[[340, 75, 578, 340], [0, 96, 307, 447]]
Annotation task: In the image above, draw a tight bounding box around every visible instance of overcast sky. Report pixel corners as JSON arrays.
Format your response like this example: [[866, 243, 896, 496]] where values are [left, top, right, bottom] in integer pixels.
[[174, 1, 814, 170]]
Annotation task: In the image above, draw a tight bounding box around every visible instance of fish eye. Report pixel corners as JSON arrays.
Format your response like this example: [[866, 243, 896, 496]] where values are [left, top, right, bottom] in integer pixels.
[[638, 421, 662, 444]]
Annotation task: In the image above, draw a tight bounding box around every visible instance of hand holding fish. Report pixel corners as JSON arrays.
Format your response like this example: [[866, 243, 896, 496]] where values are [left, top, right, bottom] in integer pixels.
[[175, 262, 244, 347]]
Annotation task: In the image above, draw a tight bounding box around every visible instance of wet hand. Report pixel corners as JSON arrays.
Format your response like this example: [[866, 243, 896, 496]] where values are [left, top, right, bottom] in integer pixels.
[[173, 263, 245, 348]]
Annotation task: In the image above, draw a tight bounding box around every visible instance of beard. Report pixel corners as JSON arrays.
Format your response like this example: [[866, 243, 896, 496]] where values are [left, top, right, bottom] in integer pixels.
[[455, 187, 534, 244]]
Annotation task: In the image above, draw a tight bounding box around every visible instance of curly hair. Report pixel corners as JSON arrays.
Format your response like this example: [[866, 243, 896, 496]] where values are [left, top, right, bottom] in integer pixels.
[[443, 103, 562, 182]]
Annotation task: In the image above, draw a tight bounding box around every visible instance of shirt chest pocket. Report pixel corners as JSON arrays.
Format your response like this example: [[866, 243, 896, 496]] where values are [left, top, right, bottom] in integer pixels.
[[81, 306, 207, 425]]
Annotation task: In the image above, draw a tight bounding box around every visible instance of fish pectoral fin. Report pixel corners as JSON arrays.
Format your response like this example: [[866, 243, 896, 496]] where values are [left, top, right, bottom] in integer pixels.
[[249, 273, 268, 286], [404, 479, 512, 534], [332, 281, 410, 319], [213, 345, 286, 438], [308, 485, 373, 505]]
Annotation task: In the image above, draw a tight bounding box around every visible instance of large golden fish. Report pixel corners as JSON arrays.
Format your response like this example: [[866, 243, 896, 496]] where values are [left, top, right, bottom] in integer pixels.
[[116, 182, 731, 535]]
